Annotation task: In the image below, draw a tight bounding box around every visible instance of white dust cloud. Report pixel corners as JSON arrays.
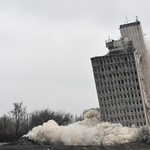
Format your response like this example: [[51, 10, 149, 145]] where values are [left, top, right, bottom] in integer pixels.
[[24, 109, 150, 146]]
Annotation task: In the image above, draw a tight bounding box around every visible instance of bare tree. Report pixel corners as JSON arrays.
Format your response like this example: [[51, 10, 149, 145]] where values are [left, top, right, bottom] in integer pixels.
[[75, 114, 83, 121], [0, 114, 13, 141], [29, 109, 73, 129], [9, 102, 27, 139]]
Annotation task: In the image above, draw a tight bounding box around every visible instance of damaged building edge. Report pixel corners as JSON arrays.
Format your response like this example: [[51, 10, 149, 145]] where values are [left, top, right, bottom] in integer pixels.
[[91, 20, 150, 127]]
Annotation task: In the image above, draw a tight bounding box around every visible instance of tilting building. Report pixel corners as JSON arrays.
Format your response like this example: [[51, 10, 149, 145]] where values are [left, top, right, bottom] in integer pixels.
[[91, 20, 150, 127]]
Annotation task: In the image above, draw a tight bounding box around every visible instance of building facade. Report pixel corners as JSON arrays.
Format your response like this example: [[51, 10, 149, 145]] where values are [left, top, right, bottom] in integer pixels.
[[91, 20, 150, 127]]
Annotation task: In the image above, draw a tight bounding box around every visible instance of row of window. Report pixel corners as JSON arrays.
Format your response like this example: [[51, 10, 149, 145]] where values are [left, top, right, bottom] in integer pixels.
[[98, 86, 140, 95], [93, 55, 134, 65], [94, 63, 136, 72], [133, 122, 146, 127], [97, 79, 138, 88], [102, 107, 143, 115], [100, 100, 142, 108], [98, 88, 140, 97], [96, 71, 137, 80], [99, 92, 141, 100], [107, 115, 145, 122]]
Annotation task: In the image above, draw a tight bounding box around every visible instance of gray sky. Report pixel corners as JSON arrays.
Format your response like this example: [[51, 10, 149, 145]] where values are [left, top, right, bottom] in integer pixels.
[[1, 0, 150, 116]]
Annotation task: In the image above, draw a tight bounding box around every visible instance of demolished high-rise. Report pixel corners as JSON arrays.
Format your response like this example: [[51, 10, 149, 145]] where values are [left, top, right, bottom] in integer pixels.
[[91, 20, 150, 127]]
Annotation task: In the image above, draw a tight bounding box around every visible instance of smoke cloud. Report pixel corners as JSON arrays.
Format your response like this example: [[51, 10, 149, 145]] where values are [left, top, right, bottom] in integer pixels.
[[24, 109, 150, 146]]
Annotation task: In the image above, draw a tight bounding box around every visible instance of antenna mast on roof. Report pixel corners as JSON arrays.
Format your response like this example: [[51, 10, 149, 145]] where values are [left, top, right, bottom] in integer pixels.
[[126, 17, 129, 23], [136, 16, 139, 22]]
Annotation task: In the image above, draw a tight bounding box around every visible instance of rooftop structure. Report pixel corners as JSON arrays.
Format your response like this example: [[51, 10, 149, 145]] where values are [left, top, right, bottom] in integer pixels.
[[91, 20, 150, 127]]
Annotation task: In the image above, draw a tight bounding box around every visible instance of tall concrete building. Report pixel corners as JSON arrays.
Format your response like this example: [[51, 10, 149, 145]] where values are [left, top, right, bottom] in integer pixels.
[[91, 20, 150, 127]]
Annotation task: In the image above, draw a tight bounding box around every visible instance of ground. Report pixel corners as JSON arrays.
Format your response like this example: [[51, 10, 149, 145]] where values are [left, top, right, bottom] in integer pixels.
[[1, 137, 150, 150]]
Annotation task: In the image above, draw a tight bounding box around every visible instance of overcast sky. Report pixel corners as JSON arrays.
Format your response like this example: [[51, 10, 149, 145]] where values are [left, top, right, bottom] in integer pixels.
[[0, 0, 150, 116]]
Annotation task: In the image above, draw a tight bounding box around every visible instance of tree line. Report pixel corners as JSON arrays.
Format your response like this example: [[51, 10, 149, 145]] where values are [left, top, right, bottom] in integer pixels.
[[0, 102, 83, 142]]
